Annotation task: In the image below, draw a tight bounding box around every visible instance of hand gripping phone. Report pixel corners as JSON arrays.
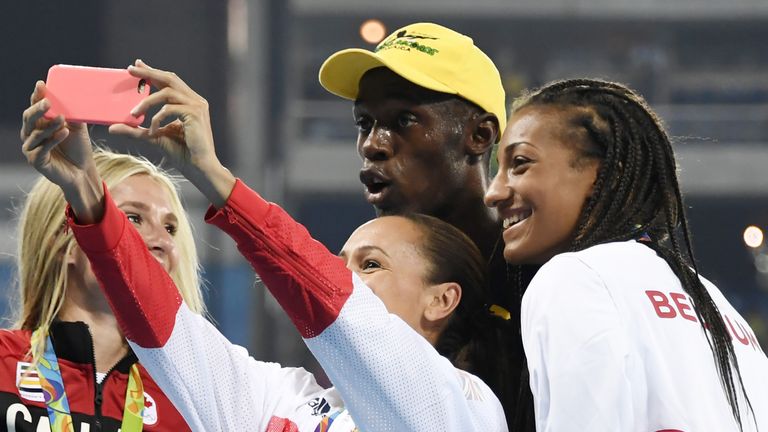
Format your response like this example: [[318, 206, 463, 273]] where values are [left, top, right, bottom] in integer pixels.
[[43, 65, 151, 126]]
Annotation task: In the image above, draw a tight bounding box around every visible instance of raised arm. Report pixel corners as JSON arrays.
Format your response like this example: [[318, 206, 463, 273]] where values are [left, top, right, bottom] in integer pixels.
[[109, 59, 236, 208], [68, 193, 341, 431], [113, 60, 506, 432], [21, 75, 341, 432], [20, 80, 103, 223], [206, 180, 507, 432]]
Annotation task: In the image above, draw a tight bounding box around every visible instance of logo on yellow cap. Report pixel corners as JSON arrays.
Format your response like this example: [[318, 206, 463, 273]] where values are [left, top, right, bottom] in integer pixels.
[[376, 30, 440, 55]]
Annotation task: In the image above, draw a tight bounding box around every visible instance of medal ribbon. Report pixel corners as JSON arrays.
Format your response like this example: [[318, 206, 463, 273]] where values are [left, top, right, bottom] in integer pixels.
[[32, 328, 144, 432]]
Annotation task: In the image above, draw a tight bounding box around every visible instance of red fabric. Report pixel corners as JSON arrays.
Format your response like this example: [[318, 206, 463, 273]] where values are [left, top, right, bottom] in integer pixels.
[[0, 329, 189, 431], [265, 416, 300, 432], [68, 184, 182, 348], [206, 179, 353, 338]]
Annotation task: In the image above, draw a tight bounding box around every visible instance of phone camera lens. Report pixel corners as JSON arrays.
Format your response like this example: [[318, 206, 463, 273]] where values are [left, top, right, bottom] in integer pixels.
[[138, 79, 147, 94]]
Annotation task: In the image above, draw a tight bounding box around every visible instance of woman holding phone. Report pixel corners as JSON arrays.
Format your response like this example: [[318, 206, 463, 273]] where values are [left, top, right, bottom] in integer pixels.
[[5, 80, 205, 432], [19, 64, 508, 431]]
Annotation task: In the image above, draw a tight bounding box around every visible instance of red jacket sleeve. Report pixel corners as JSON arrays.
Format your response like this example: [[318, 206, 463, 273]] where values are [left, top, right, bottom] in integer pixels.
[[68, 184, 182, 347], [205, 179, 353, 338]]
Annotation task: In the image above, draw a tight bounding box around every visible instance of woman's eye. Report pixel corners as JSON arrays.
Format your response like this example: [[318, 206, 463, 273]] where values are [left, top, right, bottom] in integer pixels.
[[510, 156, 533, 173], [126, 214, 141, 224], [361, 259, 381, 271], [165, 224, 178, 236], [512, 155, 531, 168]]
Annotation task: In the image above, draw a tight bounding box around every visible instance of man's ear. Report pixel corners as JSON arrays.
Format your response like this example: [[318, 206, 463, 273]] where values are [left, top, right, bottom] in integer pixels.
[[424, 282, 462, 323], [465, 113, 499, 158]]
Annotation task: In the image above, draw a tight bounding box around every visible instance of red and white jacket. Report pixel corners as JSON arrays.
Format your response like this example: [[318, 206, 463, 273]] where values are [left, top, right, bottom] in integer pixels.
[[71, 179, 507, 432], [0, 321, 190, 432]]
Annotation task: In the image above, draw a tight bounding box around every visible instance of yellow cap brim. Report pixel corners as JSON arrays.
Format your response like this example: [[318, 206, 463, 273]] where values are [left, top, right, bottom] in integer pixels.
[[319, 48, 456, 101]]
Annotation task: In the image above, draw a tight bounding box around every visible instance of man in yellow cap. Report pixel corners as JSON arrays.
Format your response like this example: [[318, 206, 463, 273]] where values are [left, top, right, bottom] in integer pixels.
[[319, 21, 521, 425]]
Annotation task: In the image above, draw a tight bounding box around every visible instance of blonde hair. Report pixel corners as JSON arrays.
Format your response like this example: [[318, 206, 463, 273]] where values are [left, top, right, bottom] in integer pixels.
[[15, 147, 206, 361]]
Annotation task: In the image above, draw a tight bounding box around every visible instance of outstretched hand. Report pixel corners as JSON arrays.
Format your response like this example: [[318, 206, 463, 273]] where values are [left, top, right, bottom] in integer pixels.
[[20, 81, 104, 223], [109, 60, 235, 208], [21, 81, 96, 190]]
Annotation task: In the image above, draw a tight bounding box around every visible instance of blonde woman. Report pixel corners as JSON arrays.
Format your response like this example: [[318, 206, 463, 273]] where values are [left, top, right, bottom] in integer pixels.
[[2, 81, 204, 432]]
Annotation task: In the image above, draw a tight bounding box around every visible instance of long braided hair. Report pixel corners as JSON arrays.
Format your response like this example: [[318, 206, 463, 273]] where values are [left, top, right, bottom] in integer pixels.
[[509, 78, 754, 431]]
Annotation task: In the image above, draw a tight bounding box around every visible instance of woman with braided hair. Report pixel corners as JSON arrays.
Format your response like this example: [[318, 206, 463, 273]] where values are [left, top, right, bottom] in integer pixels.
[[485, 78, 768, 431]]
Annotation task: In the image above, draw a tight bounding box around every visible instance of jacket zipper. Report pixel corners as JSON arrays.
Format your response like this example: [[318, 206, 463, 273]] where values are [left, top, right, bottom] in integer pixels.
[[88, 329, 126, 432], [88, 331, 103, 432]]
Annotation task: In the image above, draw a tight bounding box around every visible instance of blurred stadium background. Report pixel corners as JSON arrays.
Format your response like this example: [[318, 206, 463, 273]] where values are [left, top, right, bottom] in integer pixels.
[[1, 1, 767, 377]]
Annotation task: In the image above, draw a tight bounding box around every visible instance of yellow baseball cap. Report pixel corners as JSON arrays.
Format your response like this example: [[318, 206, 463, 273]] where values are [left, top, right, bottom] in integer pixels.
[[319, 22, 507, 135]]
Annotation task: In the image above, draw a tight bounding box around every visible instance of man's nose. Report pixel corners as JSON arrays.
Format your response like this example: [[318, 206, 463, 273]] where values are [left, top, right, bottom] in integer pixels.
[[360, 128, 393, 161]]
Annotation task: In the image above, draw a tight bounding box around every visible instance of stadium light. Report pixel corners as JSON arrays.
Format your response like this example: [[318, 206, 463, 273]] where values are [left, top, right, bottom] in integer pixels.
[[360, 19, 387, 45], [743, 225, 764, 249]]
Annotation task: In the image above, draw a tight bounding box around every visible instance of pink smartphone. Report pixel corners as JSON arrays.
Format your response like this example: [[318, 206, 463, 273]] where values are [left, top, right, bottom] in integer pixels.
[[43, 65, 151, 126]]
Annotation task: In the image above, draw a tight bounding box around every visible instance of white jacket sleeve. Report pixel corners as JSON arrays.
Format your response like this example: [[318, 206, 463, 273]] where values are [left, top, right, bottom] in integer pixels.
[[305, 274, 508, 432], [206, 179, 509, 432], [130, 303, 342, 432], [71, 186, 342, 432]]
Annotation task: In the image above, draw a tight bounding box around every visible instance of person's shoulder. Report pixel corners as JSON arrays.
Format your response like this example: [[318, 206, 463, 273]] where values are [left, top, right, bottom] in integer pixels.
[[532, 244, 615, 287], [569, 240, 651, 263], [525, 244, 634, 316], [0, 329, 32, 367], [452, 368, 508, 431], [545, 240, 657, 276], [453, 368, 494, 402], [0, 329, 31, 352], [695, 274, 728, 302]]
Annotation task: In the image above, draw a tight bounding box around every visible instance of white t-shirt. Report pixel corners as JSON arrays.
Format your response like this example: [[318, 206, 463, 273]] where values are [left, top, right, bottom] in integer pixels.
[[522, 240, 768, 432]]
